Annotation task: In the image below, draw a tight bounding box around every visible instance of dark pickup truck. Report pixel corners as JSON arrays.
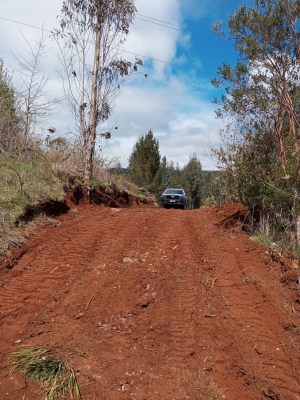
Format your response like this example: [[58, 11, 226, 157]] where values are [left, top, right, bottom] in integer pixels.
[[160, 188, 187, 210]]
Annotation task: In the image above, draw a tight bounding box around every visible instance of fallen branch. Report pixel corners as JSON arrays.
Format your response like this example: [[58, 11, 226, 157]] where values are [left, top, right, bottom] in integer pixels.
[[86, 291, 98, 310], [222, 294, 229, 305]]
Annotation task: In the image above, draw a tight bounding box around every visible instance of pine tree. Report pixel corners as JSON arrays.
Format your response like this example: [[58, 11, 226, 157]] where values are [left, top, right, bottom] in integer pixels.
[[128, 129, 160, 189], [182, 154, 203, 209]]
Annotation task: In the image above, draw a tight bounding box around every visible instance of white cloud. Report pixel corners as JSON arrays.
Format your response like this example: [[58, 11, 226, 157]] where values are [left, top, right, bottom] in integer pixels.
[[106, 75, 219, 169], [0, 0, 220, 171]]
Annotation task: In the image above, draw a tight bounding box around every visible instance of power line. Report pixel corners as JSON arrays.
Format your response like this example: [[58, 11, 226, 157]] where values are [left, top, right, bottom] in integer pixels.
[[137, 13, 182, 28], [135, 16, 223, 43], [137, 0, 237, 30], [0, 16, 51, 33], [136, 16, 183, 32], [0, 15, 216, 76], [0, 14, 223, 45], [122, 50, 214, 76]]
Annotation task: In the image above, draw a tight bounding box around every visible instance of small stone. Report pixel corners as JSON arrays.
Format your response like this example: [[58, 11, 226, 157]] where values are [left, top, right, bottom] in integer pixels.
[[121, 383, 131, 392], [254, 347, 263, 355], [118, 378, 127, 385], [123, 257, 133, 263], [75, 313, 84, 319], [14, 339, 22, 344]]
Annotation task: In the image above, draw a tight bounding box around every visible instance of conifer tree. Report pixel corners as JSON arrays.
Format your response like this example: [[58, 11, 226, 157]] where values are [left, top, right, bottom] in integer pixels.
[[182, 154, 203, 209], [128, 129, 160, 189]]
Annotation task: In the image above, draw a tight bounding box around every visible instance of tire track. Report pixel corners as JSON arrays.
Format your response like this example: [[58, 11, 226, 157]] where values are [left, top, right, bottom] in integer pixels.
[[196, 210, 300, 400], [1, 205, 300, 400]]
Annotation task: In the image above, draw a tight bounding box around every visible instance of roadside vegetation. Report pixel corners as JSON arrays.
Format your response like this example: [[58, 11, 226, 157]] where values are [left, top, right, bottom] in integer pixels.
[[0, 5, 151, 254], [8, 346, 81, 400], [1, 0, 300, 259], [0, 0, 157, 254], [210, 0, 300, 256], [127, 129, 209, 209]]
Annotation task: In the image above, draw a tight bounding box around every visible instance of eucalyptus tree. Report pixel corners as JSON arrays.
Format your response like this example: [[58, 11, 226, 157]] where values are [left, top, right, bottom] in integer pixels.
[[212, 0, 300, 175], [212, 0, 300, 237], [55, 0, 142, 185]]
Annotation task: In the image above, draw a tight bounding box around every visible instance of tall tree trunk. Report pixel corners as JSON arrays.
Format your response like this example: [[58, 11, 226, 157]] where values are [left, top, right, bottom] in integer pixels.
[[83, 17, 101, 186], [80, 28, 87, 148]]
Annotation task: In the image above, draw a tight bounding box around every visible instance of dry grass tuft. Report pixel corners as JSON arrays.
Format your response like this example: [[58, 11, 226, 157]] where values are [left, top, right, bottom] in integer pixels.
[[8, 346, 81, 400], [195, 360, 225, 400]]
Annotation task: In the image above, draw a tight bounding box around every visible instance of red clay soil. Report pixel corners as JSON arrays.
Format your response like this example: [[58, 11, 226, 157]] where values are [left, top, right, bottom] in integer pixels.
[[1, 203, 300, 399]]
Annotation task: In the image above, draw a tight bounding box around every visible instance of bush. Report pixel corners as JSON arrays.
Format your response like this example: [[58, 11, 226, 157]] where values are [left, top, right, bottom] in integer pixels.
[[202, 195, 217, 207]]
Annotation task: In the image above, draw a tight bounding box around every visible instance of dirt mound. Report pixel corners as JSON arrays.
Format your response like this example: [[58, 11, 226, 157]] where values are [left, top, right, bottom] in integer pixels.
[[67, 185, 156, 208], [210, 202, 251, 231], [1, 204, 300, 399]]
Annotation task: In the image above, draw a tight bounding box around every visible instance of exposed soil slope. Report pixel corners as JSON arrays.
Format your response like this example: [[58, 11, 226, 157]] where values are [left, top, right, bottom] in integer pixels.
[[1, 203, 300, 399]]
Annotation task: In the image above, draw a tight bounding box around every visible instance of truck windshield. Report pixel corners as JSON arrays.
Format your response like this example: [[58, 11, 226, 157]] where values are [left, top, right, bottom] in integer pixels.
[[164, 189, 184, 195]]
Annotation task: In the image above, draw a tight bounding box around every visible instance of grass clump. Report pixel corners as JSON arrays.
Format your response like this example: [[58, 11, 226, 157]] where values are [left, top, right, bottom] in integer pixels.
[[194, 363, 224, 400], [0, 156, 64, 222], [0, 155, 65, 252], [89, 174, 155, 204], [251, 231, 300, 259], [8, 346, 81, 400]]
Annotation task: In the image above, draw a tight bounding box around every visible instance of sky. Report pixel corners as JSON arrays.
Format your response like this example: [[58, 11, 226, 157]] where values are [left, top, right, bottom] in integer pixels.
[[0, 0, 253, 170]]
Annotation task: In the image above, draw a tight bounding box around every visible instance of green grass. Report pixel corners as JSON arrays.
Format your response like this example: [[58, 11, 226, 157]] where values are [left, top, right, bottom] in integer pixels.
[[90, 175, 155, 203], [0, 155, 155, 254], [8, 346, 81, 400], [0, 155, 65, 252], [0, 156, 64, 222], [251, 231, 300, 259]]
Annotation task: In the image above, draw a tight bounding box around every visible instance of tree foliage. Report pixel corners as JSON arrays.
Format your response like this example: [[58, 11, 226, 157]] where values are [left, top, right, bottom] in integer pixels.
[[149, 152, 204, 209], [55, 0, 143, 184], [13, 32, 60, 143], [182, 155, 203, 209], [128, 129, 160, 189], [0, 59, 23, 155], [212, 0, 300, 234]]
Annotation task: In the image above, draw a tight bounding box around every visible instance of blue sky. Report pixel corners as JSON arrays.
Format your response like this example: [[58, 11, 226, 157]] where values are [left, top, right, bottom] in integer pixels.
[[0, 0, 254, 169]]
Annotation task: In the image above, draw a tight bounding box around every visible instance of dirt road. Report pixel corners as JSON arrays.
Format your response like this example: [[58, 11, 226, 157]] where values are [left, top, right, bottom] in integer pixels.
[[1, 203, 300, 399]]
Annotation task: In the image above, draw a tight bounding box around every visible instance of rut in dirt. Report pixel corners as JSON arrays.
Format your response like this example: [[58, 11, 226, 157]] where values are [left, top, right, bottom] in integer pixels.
[[0, 203, 300, 400]]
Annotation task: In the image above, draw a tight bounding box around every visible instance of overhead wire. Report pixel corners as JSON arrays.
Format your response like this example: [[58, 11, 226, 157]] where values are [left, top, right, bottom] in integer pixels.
[[0, 15, 216, 76], [0, 14, 222, 43], [0, 16, 52, 33], [135, 17, 221, 42], [136, 13, 182, 28], [122, 50, 214, 76]]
